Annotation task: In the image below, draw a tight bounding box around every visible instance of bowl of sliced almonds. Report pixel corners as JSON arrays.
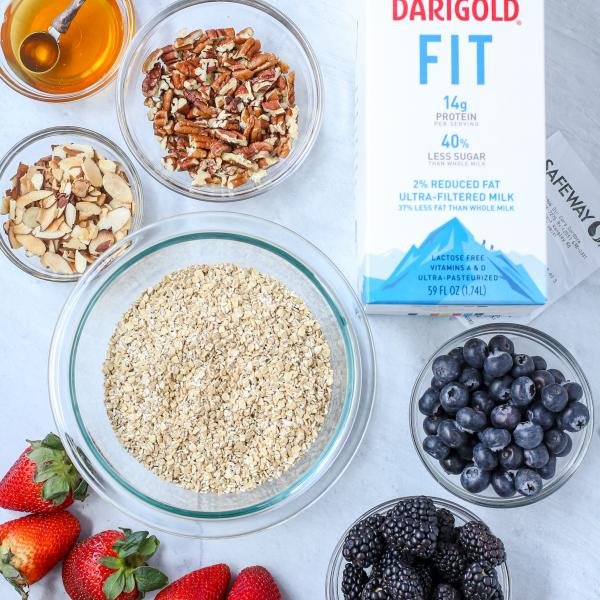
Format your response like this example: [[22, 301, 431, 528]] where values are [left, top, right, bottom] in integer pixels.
[[0, 126, 143, 282]]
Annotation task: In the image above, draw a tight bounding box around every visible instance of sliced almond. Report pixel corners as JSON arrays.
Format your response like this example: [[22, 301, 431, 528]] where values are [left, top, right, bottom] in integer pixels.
[[13, 223, 32, 235], [15, 234, 46, 256], [89, 230, 115, 255], [7, 223, 21, 249], [65, 143, 94, 156], [41, 194, 58, 209], [52, 168, 64, 182], [32, 226, 65, 240], [97, 159, 117, 174], [1, 196, 11, 215], [52, 145, 67, 159], [37, 205, 57, 230], [97, 207, 131, 232], [41, 252, 72, 274], [63, 237, 87, 250], [47, 216, 64, 232], [65, 203, 76, 227], [74, 250, 87, 273], [82, 156, 103, 188], [58, 221, 72, 234], [30, 172, 44, 190], [59, 156, 83, 171], [9, 199, 16, 220], [15, 190, 53, 209], [72, 180, 90, 198], [102, 172, 133, 205], [22, 206, 40, 229], [76, 201, 102, 219]]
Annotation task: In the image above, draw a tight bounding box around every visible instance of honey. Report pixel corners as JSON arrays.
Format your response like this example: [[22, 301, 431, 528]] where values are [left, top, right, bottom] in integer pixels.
[[1, 0, 124, 95]]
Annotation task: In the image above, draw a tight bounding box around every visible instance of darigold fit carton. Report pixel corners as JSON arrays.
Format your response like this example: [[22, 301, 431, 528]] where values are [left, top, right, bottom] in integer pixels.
[[358, 0, 547, 314]]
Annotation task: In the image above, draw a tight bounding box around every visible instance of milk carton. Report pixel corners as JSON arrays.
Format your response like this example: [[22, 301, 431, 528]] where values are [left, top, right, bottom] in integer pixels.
[[358, 0, 547, 314]]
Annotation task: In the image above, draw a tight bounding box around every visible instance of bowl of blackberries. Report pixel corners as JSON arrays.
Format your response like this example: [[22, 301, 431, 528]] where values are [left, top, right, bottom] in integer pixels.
[[411, 324, 594, 507], [327, 495, 511, 600]]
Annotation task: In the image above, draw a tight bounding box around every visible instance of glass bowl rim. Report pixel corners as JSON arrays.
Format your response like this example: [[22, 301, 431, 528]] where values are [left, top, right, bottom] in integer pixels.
[[115, 0, 324, 202], [325, 495, 512, 599], [0, 125, 144, 282], [49, 211, 376, 535], [0, 0, 135, 102], [409, 323, 595, 508]]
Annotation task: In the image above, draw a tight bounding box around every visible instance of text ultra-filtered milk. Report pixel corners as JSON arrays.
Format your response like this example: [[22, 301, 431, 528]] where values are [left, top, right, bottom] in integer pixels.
[[358, 0, 547, 315]]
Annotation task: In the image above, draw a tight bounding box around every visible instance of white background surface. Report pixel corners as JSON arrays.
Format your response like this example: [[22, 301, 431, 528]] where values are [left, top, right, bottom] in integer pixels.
[[1, 1, 599, 598]]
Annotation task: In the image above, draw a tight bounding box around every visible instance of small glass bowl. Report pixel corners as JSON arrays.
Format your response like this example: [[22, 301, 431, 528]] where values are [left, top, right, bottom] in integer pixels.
[[410, 324, 594, 508], [0, 126, 144, 282], [49, 212, 375, 537], [116, 0, 323, 202], [0, 0, 135, 102], [326, 496, 512, 599]]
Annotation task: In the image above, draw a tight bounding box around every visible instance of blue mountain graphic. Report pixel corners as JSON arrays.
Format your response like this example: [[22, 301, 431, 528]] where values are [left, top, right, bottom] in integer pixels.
[[364, 218, 546, 305]]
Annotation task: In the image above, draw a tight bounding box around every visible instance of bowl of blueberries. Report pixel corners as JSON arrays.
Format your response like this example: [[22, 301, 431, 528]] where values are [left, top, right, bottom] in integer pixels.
[[410, 324, 594, 507]]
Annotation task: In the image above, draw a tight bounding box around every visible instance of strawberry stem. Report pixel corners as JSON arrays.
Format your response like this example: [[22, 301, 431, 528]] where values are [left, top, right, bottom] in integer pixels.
[[0, 549, 28, 599]]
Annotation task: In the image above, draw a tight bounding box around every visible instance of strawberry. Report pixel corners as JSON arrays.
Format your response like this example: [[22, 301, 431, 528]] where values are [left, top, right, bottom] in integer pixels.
[[227, 566, 281, 600], [0, 510, 81, 599], [156, 564, 230, 600], [62, 528, 168, 600], [0, 433, 88, 513]]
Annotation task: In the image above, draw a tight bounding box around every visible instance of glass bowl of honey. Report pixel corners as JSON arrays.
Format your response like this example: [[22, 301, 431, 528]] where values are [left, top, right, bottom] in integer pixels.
[[0, 0, 135, 101]]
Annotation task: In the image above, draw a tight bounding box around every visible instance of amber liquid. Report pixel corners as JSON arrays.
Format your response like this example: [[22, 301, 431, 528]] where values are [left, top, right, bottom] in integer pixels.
[[1, 0, 124, 94]]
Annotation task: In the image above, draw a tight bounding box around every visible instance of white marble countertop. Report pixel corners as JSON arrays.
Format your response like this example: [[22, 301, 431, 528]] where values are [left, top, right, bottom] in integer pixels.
[[1, 0, 599, 598]]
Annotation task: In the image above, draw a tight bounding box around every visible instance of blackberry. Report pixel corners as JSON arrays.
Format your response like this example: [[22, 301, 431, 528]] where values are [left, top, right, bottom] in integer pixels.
[[457, 522, 506, 567], [437, 508, 457, 542], [377, 546, 415, 571], [381, 559, 425, 600], [462, 562, 502, 600], [361, 572, 389, 600], [413, 561, 434, 596], [382, 497, 439, 559], [432, 541, 466, 584], [432, 583, 463, 600], [342, 563, 368, 599], [343, 514, 385, 568]]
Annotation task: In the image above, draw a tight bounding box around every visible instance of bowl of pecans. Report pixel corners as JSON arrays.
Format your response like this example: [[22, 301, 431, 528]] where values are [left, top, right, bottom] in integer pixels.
[[116, 0, 323, 201], [0, 126, 143, 281]]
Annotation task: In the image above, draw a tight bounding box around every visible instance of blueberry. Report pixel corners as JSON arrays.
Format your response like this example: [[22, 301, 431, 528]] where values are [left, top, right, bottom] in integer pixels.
[[511, 354, 535, 378], [456, 407, 488, 433], [418, 387, 441, 416], [423, 414, 443, 436], [544, 429, 569, 455], [557, 402, 590, 432], [527, 401, 556, 431], [489, 375, 513, 403], [490, 404, 521, 430], [541, 383, 569, 413], [554, 434, 573, 458], [438, 420, 469, 448], [499, 444, 524, 470], [479, 427, 511, 452], [537, 456, 557, 480], [524, 444, 550, 469], [449, 346, 465, 367], [533, 370, 556, 391], [440, 383, 470, 415], [423, 435, 450, 460], [492, 469, 516, 497], [440, 452, 466, 475], [515, 468, 543, 497], [483, 371, 495, 387], [564, 381, 583, 402], [460, 465, 491, 493], [432, 354, 462, 385], [532, 355, 547, 371], [513, 422, 544, 449], [548, 368, 566, 384], [473, 443, 498, 471], [488, 334, 515, 355], [459, 367, 482, 392], [431, 376, 445, 390], [456, 437, 477, 461], [484, 351, 514, 378], [510, 376, 537, 408], [471, 390, 495, 415], [463, 337, 489, 368]]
